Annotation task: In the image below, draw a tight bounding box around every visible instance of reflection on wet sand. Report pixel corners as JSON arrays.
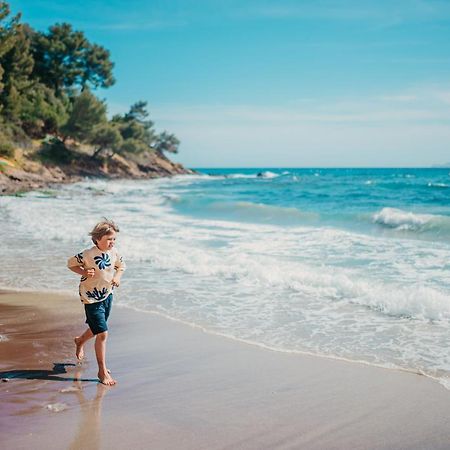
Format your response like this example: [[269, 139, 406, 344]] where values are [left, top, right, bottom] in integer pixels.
[[69, 368, 110, 450]]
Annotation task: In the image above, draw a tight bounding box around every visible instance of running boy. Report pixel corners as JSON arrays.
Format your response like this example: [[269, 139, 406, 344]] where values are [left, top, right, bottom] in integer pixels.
[[67, 219, 126, 386]]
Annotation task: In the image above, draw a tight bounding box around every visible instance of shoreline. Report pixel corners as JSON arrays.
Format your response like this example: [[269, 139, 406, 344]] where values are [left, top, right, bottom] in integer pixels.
[[1, 289, 450, 449], [0, 151, 195, 196], [0, 285, 434, 385], [119, 302, 434, 380]]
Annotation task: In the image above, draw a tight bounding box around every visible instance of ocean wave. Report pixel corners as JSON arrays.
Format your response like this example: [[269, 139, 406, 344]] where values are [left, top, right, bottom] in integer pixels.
[[207, 200, 318, 224], [3, 176, 450, 392], [258, 171, 279, 178], [162, 193, 182, 203], [226, 173, 257, 179], [226, 170, 289, 179], [372, 207, 449, 232], [349, 282, 450, 322], [125, 232, 450, 322], [427, 182, 449, 189]]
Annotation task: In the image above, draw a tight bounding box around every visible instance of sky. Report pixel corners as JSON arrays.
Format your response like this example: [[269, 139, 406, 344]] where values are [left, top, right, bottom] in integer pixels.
[[9, 0, 450, 167]]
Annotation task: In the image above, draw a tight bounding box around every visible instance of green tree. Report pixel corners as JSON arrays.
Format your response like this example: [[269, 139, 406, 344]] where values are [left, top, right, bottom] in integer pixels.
[[154, 131, 180, 155], [118, 137, 149, 155], [124, 101, 153, 127], [90, 122, 123, 158], [82, 43, 115, 91], [20, 84, 69, 137], [30, 23, 114, 95], [61, 89, 106, 142], [112, 101, 156, 155], [0, 23, 34, 123], [0, 2, 21, 95], [0, 22, 68, 138]]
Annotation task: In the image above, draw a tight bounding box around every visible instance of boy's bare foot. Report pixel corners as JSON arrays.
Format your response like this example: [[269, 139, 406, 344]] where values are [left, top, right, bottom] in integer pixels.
[[74, 337, 84, 360], [98, 370, 116, 386]]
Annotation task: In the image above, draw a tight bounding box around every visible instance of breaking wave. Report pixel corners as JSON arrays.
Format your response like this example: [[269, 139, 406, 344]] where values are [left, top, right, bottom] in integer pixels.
[[373, 207, 450, 234]]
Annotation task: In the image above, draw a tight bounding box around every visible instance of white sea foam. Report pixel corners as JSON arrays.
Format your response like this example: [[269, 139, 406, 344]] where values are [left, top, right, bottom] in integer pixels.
[[439, 377, 450, 390], [373, 207, 438, 231], [163, 193, 181, 202], [258, 171, 278, 178], [4, 182, 450, 323], [136, 234, 450, 322], [2, 176, 450, 390], [46, 403, 68, 412], [227, 173, 257, 179], [60, 386, 81, 393]]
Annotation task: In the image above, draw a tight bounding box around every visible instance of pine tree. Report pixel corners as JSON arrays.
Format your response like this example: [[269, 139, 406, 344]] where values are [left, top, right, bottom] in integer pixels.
[[0, 2, 21, 96], [61, 89, 106, 142], [154, 131, 180, 155], [30, 23, 115, 96], [91, 123, 123, 158], [0, 24, 34, 123]]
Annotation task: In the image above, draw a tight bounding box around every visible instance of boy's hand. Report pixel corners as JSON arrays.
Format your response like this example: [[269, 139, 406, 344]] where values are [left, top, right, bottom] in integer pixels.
[[85, 268, 96, 278], [111, 277, 120, 287]]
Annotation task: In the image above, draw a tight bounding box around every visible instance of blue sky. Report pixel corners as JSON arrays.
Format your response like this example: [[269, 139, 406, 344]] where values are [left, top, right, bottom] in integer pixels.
[[9, 0, 450, 167]]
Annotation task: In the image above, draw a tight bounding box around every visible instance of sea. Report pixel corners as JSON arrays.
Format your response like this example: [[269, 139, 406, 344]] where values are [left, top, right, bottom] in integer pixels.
[[1, 168, 450, 389]]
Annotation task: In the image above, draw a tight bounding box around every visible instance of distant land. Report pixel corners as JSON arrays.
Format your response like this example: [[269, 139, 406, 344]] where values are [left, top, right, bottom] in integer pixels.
[[431, 163, 450, 168]]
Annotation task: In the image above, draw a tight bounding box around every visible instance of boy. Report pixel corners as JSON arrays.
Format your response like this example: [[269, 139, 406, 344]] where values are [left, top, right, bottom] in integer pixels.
[[67, 219, 125, 386]]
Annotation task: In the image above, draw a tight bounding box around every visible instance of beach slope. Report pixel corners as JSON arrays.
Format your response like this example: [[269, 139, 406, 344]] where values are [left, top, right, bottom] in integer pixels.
[[1, 290, 449, 450]]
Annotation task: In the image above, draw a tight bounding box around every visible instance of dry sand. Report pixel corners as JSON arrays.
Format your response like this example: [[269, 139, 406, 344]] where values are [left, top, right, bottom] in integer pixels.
[[1, 289, 449, 450]]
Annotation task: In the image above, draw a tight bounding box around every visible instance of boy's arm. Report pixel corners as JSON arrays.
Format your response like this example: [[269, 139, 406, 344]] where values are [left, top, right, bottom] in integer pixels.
[[68, 266, 95, 277], [69, 266, 87, 276], [67, 252, 95, 278], [112, 253, 126, 287]]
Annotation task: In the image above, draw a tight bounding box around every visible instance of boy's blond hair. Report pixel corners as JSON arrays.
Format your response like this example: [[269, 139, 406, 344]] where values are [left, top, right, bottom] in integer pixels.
[[89, 219, 120, 244]]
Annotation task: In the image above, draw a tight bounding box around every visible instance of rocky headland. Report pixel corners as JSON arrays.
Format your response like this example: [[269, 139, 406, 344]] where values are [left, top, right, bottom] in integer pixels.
[[0, 145, 194, 195]]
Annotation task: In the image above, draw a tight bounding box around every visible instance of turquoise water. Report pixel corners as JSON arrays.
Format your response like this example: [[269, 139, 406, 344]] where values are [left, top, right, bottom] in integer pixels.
[[1, 168, 449, 389], [176, 168, 450, 239]]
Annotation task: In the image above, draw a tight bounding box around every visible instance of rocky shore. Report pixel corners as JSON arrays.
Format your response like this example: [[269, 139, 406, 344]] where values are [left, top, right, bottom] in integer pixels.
[[0, 150, 195, 195]]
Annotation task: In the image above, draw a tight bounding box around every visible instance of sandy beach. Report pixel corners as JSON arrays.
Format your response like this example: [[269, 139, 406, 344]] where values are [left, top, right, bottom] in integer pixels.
[[1, 289, 449, 450]]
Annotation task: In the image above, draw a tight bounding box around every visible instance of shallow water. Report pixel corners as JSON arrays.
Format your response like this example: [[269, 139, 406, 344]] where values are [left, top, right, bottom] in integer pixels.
[[1, 168, 449, 389]]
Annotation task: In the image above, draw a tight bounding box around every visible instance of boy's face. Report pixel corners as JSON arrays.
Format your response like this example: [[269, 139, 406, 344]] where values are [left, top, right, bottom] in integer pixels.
[[96, 231, 116, 252]]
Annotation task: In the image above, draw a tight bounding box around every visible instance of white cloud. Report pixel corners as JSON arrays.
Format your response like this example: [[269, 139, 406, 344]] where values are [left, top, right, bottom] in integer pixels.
[[154, 86, 450, 167], [170, 121, 450, 168], [154, 88, 450, 124], [379, 95, 418, 102], [432, 90, 450, 104]]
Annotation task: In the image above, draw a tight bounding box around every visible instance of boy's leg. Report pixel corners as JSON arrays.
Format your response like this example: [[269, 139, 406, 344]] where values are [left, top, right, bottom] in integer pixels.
[[74, 328, 94, 360], [95, 331, 116, 386], [77, 296, 111, 362]]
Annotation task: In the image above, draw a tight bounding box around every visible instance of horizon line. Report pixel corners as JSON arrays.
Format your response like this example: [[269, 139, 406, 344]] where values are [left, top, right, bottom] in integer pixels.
[[191, 166, 449, 170]]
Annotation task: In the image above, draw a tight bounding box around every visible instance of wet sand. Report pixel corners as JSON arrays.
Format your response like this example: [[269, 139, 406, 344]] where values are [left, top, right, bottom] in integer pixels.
[[1, 289, 449, 449]]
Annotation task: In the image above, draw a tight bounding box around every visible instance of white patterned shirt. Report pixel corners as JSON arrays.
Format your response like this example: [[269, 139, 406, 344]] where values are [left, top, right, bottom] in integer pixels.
[[67, 246, 126, 304]]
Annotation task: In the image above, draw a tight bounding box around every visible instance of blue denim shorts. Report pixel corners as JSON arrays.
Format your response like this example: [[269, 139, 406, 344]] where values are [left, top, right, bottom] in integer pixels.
[[84, 294, 113, 335]]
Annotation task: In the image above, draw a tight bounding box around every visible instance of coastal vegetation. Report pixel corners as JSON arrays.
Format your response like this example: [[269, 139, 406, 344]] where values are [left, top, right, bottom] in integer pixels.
[[0, 2, 186, 192]]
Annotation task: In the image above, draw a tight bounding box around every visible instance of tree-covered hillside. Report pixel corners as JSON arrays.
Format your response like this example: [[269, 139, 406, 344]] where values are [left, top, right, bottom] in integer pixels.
[[0, 2, 180, 167]]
